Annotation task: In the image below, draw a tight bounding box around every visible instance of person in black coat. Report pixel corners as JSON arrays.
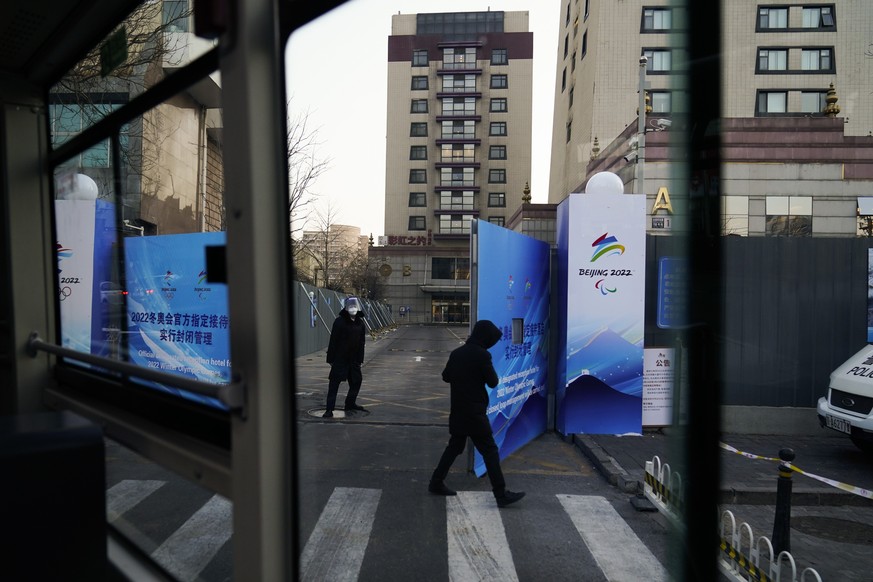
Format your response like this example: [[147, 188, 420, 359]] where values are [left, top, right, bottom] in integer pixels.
[[428, 319, 525, 507], [322, 296, 367, 418]]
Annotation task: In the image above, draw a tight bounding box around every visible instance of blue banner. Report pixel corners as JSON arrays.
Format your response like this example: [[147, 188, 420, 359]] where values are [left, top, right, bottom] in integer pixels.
[[473, 220, 550, 477], [124, 232, 230, 409]]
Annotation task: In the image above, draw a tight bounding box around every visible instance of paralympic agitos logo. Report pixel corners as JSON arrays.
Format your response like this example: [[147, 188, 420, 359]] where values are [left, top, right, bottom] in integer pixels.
[[581, 233, 627, 295]]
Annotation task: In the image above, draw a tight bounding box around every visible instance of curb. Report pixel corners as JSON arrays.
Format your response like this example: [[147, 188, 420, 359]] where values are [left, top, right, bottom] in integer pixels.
[[573, 434, 640, 494]]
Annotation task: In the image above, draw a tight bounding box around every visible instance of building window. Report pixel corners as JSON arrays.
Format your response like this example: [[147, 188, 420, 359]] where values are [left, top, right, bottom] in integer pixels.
[[412, 49, 428, 67], [411, 99, 428, 113], [758, 7, 788, 29], [442, 97, 476, 116], [802, 6, 835, 29], [432, 257, 470, 280], [49, 102, 125, 168], [439, 191, 474, 210], [585, 0, 591, 19], [441, 120, 475, 139], [564, 34, 569, 58], [757, 49, 787, 72], [411, 76, 429, 90], [722, 196, 750, 236], [409, 145, 427, 160], [489, 216, 505, 227], [491, 48, 507, 65], [409, 216, 426, 231], [801, 48, 833, 71], [644, 49, 672, 72], [642, 8, 672, 31], [440, 168, 475, 187], [757, 91, 787, 114], [441, 143, 475, 163], [488, 169, 506, 183], [562, 67, 567, 92], [490, 98, 507, 113], [409, 169, 427, 184], [162, 0, 190, 32], [766, 196, 812, 236], [566, 120, 572, 143], [581, 31, 588, 58], [489, 145, 506, 160], [491, 74, 508, 89], [442, 74, 477, 93], [490, 122, 507, 136], [438, 214, 473, 235], [442, 47, 477, 71], [800, 91, 827, 113], [408, 192, 427, 207], [488, 192, 506, 207], [569, 86, 575, 108], [410, 122, 428, 137], [650, 91, 672, 113]]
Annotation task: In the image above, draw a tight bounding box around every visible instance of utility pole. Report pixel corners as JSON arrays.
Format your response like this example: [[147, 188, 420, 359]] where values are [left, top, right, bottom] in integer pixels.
[[637, 55, 648, 196]]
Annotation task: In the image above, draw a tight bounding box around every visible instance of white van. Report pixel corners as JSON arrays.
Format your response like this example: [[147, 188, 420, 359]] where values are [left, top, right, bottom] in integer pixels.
[[817, 344, 873, 453]]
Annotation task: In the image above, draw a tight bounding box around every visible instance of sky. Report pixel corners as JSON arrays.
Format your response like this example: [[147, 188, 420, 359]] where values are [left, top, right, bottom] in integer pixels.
[[285, 0, 560, 239]]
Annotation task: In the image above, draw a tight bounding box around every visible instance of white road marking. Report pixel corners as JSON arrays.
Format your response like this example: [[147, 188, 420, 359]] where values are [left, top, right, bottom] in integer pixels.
[[558, 494, 667, 582], [300, 487, 381, 582], [151, 494, 233, 582], [106, 479, 165, 522], [415, 356, 423, 361], [447, 491, 518, 582]]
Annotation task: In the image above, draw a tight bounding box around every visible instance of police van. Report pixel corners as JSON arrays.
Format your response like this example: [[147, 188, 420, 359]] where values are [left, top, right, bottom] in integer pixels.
[[818, 345, 873, 453]]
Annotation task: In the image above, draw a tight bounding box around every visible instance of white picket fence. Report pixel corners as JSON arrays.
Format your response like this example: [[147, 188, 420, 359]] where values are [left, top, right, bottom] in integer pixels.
[[643, 455, 823, 582]]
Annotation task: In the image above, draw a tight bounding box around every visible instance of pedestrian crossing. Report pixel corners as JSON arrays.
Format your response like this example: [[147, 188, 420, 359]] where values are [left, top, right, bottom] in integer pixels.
[[106, 481, 668, 582]]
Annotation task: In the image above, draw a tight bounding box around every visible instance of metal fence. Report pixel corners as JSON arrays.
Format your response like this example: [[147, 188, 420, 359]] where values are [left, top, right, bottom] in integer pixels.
[[292, 282, 396, 358]]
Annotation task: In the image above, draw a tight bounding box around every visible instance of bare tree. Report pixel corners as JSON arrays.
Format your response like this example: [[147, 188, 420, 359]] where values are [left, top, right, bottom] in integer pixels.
[[295, 202, 363, 291], [287, 106, 330, 238]]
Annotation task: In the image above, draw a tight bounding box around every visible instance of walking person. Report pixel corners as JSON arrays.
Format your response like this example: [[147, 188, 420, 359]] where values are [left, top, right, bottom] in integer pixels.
[[322, 296, 367, 418], [429, 319, 525, 507]]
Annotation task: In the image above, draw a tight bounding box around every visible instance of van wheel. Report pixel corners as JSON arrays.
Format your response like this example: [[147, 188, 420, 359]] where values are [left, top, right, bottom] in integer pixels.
[[850, 434, 873, 455]]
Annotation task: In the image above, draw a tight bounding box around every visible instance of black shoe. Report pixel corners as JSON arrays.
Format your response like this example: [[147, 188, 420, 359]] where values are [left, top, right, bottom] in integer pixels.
[[496, 490, 525, 508], [344, 403, 367, 412], [428, 481, 457, 496], [322, 410, 333, 418]]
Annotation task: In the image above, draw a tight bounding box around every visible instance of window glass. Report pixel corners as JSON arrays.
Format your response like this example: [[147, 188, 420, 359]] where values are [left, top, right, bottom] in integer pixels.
[[800, 91, 826, 113], [411, 99, 428, 113], [490, 98, 508, 112], [491, 74, 508, 89], [489, 145, 507, 160], [412, 49, 428, 66], [642, 8, 672, 31], [489, 216, 505, 226], [408, 216, 426, 230], [759, 7, 788, 29], [408, 192, 426, 207], [644, 49, 672, 72], [491, 48, 507, 65], [758, 49, 786, 71], [411, 75, 429, 90], [489, 122, 507, 136], [410, 145, 427, 160]]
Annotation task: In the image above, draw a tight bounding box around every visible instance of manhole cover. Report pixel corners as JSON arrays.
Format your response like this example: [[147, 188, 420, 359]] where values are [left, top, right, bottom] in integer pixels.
[[792, 516, 873, 545], [307, 408, 371, 419]]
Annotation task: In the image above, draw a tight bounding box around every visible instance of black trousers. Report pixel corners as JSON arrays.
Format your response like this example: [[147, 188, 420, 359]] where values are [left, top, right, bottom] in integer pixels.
[[325, 362, 362, 411], [430, 432, 506, 497]]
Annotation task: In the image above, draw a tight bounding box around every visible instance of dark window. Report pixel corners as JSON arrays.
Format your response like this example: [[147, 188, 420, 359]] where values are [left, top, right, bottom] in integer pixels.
[[412, 49, 428, 67], [432, 257, 470, 280], [562, 68, 567, 92], [488, 192, 506, 207], [566, 120, 572, 143], [489, 216, 505, 227], [564, 34, 569, 58], [642, 7, 672, 31], [409, 216, 426, 230], [585, 0, 591, 19], [410, 122, 428, 137], [490, 98, 507, 113], [411, 99, 428, 113], [489, 122, 507, 136], [409, 169, 427, 183], [491, 74, 508, 89], [491, 48, 507, 65], [758, 7, 787, 29], [162, 0, 189, 32], [411, 76, 428, 90], [408, 192, 426, 207], [488, 169, 506, 183], [410, 145, 427, 160], [489, 145, 506, 160], [581, 31, 588, 58], [757, 49, 787, 71]]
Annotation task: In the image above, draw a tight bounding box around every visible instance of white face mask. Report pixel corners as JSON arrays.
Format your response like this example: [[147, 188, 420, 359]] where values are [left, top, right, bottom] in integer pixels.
[[346, 306, 358, 316]]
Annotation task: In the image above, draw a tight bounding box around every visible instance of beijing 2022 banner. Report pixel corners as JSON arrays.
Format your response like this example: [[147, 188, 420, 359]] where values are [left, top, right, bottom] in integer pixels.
[[124, 232, 230, 409], [556, 193, 646, 435], [473, 219, 550, 477]]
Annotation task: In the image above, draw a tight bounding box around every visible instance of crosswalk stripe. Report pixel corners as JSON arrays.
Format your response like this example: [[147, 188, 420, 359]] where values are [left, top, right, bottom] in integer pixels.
[[150, 494, 233, 582], [558, 494, 667, 582], [447, 491, 519, 582], [106, 479, 166, 522], [300, 487, 381, 582]]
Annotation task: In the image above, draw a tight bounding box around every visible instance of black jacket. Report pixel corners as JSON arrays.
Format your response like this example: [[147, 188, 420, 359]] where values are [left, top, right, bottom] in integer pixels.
[[442, 319, 502, 435], [326, 308, 366, 365]]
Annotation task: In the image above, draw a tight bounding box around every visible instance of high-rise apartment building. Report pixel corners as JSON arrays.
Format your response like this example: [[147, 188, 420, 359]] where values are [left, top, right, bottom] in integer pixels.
[[376, 11, 534, 323], [549, 0, 872, 203]]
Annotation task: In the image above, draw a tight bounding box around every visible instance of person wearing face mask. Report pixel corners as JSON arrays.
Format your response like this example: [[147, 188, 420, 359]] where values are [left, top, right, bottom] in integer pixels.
[[323, 296, 367, 418]]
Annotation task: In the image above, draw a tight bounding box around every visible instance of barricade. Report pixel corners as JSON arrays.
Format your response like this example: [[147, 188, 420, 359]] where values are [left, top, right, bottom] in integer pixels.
[[643, 453, 824, 581]]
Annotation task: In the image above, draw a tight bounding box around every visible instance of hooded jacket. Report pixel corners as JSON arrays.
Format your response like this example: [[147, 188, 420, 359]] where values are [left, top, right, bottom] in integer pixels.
[[442, 319, 502, 435], [326, 308, 366, 365]]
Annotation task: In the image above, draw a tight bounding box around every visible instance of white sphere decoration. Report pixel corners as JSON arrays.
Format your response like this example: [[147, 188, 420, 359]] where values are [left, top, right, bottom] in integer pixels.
[[65, 174, 99, 200], [584, 171, 624, 195]]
